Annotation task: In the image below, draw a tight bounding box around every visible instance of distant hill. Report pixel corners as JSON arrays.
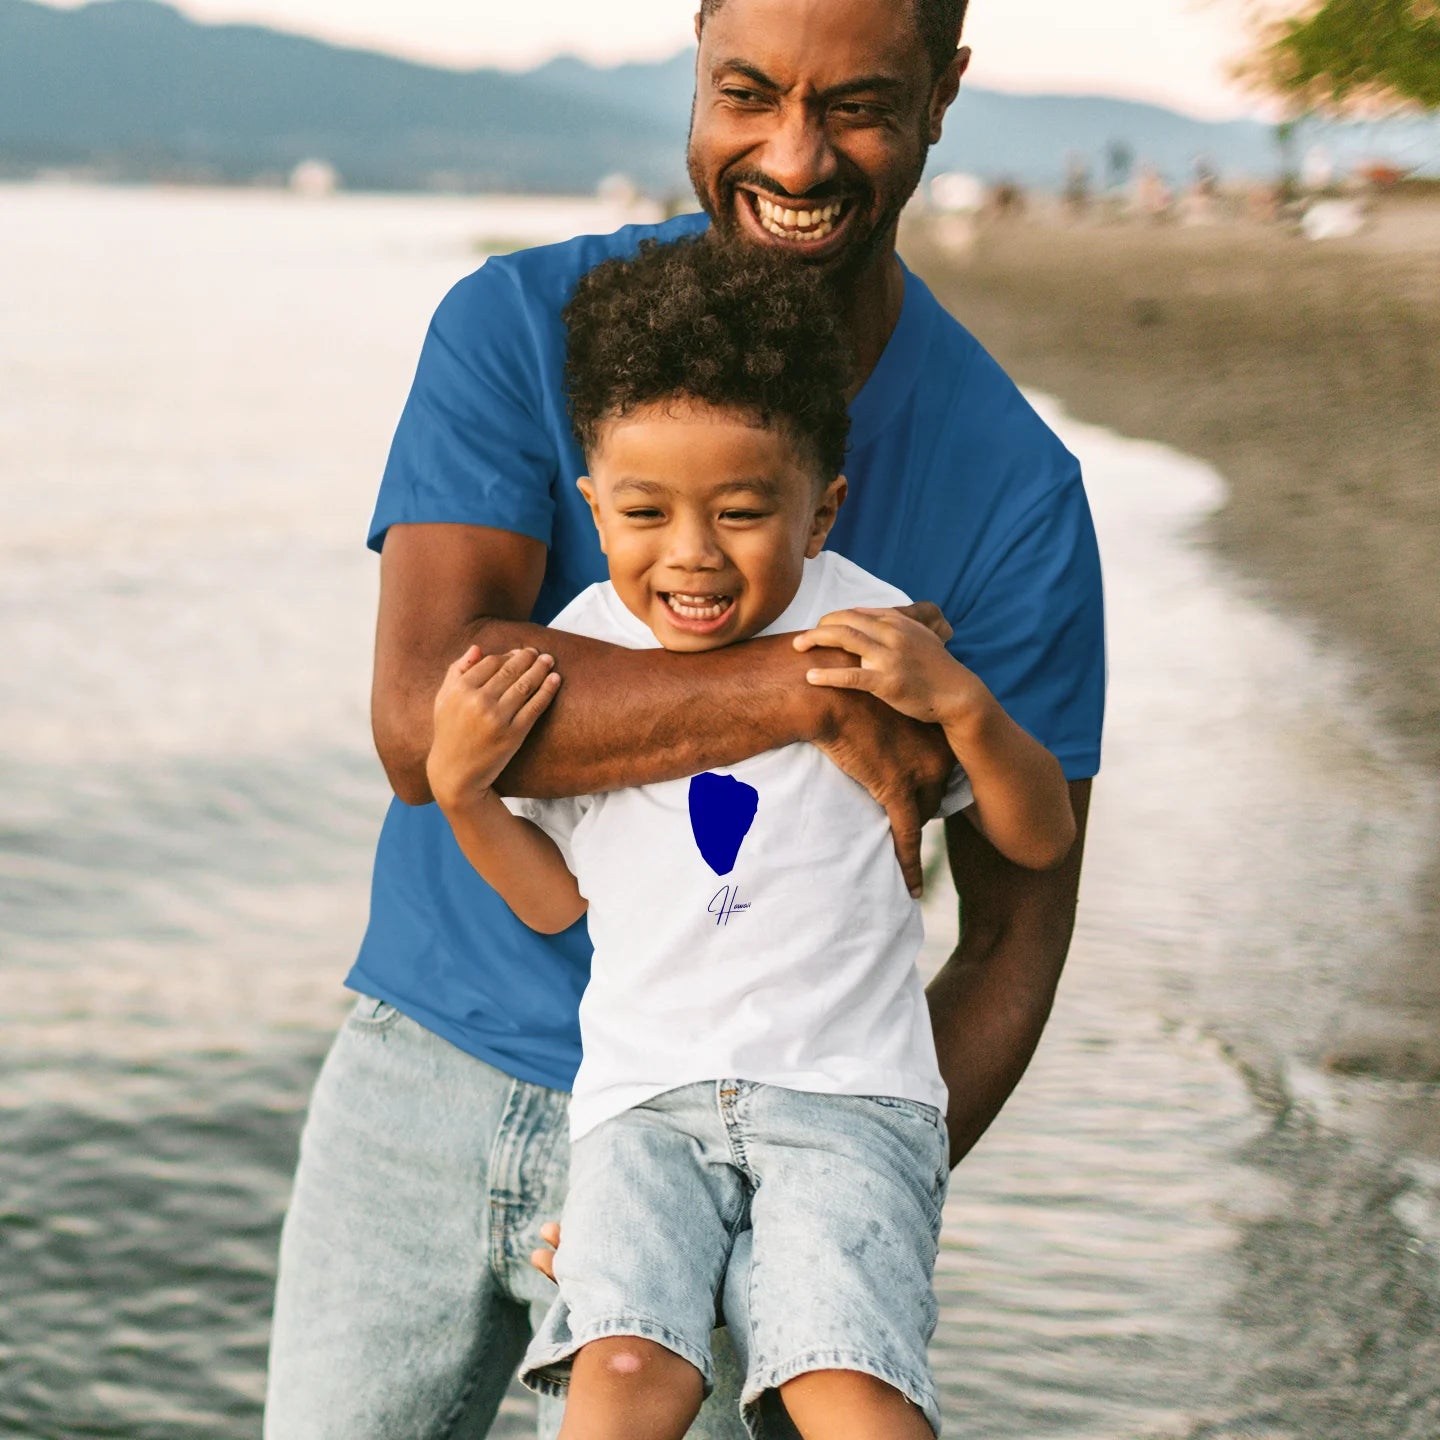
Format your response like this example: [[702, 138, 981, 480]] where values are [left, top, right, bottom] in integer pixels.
[[0, 0, 682, 191], [1, 0, 1431, 192]]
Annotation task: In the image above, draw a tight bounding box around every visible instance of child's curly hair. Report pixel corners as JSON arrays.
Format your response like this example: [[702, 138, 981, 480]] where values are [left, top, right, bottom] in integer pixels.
[[563, 237, 851, 478]]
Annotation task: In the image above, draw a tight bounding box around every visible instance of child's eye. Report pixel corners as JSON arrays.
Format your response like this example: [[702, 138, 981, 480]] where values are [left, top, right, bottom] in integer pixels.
[[623, 508, 664, 521], [720, 509, 768, 522]]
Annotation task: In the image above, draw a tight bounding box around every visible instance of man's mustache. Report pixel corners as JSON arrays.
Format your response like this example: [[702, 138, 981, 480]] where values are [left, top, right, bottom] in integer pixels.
[[721, 169, 857, 204]]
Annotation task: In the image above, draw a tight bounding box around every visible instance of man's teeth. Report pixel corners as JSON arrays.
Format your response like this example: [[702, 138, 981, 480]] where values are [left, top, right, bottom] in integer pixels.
[[753, 195, 843, 242], [666, 593, 732, 620]]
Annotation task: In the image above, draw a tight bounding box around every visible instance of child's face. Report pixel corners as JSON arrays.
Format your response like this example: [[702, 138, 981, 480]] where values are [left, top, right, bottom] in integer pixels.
[[579, 399, 846, 652]]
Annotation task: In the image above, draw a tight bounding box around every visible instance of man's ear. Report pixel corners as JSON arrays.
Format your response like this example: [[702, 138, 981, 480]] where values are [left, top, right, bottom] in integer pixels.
[[805, 475, 848, 557], [576, 476, 607, 554], [694, 8, 703, 42], [927, 45, 970, 144]]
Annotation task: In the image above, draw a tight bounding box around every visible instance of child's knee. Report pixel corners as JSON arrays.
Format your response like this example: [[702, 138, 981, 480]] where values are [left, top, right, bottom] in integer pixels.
[[577, 1335, 700, 1391]]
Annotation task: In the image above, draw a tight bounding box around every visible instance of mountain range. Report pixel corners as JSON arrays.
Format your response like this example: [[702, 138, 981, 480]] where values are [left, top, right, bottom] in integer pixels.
[[1, 0, 1430, 193]]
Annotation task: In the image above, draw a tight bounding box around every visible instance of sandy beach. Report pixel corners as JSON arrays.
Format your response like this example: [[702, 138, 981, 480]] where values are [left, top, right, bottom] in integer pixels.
[[907, 191, 1440, 1104]]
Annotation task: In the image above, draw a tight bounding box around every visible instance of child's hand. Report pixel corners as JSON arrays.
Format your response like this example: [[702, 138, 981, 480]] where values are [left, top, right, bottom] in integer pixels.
[[793, 607, 986, 726], [426, 646, 561, 811]]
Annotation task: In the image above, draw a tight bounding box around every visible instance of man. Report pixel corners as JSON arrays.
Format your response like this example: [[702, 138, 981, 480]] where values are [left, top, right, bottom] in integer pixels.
[[264, 1, 1104, 1436]]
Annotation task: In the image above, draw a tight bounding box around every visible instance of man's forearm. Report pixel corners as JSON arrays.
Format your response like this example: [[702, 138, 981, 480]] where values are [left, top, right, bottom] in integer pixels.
[[398, 618, 835, 803], [488, 619, 837, 797], [928, 780, 1091, 1165]]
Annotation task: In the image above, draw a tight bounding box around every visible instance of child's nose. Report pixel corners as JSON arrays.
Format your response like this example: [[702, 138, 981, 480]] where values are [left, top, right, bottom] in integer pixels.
[[665, 518, 725, 570]]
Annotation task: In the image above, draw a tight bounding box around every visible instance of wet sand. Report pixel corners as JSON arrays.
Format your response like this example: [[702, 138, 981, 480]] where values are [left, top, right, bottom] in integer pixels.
[[906, 194, 1440, 1112]]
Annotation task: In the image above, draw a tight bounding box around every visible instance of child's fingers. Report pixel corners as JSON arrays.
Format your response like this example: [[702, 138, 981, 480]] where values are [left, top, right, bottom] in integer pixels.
[[452, 651, 509, 692], [803, 666, 878, 692], [485, 650, 556, 721], [793, 621, 885, 657], [510, 669, 562, 733], [891, 601, 953, 641], [439, 648, 502, 700], [813, 607, 901, 633]]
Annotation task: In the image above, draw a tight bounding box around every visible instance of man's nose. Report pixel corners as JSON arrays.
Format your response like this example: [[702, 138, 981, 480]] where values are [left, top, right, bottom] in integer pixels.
[[758, 103, 838, 200]]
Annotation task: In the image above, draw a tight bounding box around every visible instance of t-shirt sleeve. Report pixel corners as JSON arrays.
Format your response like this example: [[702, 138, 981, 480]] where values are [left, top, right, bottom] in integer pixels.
[[951, 464, 1105, 782], [502, 794, 589, 874], [937, 765, 973, 818], [368, 260, 558, 552]]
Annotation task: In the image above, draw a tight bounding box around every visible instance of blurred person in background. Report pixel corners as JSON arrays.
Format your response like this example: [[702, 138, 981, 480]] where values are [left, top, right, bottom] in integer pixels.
[[263, 1, 1105, 1436]]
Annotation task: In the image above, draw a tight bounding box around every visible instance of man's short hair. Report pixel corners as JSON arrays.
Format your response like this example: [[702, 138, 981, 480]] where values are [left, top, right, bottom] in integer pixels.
[[564, 237, 851, 478], [697, 0, 969, 80]]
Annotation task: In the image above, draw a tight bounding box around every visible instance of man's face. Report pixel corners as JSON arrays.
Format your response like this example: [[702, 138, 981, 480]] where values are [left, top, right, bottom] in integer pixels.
[[579, 400, 845, 653], [687, 0, 961, 283]]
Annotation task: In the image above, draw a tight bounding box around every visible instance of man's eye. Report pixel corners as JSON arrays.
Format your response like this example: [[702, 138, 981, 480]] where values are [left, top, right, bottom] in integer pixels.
[[720, 86, 766, 106], [832, 101, 886, 121]]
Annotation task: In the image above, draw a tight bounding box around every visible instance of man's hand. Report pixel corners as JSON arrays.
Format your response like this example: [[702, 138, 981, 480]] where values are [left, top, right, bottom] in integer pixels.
[[425, 646, 561, 812], [806, 676, 954, 897], [531, 1220, 561, 1284], [798, 602, 957, 898]]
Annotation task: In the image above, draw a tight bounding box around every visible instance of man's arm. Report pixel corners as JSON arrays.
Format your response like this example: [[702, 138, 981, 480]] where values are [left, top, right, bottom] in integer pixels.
[[927, 778, 1092, 1167], [371, 523, 956, 892]]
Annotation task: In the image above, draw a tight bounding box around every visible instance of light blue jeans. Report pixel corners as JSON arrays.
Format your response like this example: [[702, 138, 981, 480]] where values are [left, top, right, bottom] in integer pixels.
[[264, 995, 748, 1440], [522, 1082, 948, 1437]]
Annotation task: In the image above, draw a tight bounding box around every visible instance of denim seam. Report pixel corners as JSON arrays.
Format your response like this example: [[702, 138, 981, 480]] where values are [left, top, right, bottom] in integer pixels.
[[486, 1077, 532, 1297], [522, 1314, 717, 1396], [344, 995, 405, 1032]]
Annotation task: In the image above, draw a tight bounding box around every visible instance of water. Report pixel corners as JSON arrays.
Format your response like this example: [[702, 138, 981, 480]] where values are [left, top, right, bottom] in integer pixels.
[[2, 183, 1438, 1439]]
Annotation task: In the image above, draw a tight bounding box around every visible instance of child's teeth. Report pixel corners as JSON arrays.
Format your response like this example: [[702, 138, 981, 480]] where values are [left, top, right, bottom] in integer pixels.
[[667, 593, 731, 619]]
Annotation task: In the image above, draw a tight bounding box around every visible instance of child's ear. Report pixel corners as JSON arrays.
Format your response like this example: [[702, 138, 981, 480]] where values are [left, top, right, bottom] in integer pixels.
[[805, 476, 848, 558], [576, 476, 607, 554]]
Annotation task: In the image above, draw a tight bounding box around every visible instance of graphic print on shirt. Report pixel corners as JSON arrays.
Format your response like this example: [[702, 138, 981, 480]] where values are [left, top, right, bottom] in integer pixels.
[[689, 772, 759, 927], [687, 772, 759, 876]]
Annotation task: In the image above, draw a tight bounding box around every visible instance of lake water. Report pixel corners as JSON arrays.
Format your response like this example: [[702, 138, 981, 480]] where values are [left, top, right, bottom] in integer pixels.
[[2, 183, 1438, 1439]]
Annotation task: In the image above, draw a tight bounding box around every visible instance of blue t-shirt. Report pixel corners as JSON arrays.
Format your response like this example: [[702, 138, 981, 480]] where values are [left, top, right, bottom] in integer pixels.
[[351, 213, 1105, 1091]]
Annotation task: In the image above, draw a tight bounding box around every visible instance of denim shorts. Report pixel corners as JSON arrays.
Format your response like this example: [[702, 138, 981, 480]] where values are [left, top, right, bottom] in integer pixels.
[[519, 1080, 949, 1436]]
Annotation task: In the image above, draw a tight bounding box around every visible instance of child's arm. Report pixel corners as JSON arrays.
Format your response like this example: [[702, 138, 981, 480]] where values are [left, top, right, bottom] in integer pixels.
[[426, 645, 587, 934], [794, 609, 1076, 872]]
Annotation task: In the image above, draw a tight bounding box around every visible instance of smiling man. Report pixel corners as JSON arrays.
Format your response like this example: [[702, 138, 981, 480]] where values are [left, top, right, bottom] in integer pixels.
[[263, 2, 1104, 1437]]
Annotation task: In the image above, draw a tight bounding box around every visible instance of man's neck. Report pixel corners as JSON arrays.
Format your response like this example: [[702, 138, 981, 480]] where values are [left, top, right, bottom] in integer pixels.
[[841, 250, 904, 400]]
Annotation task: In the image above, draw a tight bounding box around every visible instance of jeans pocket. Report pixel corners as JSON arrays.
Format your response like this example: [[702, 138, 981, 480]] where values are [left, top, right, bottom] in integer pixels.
[[345, 992, 405, 1033], [862, 1094, 946, 1131], [859, 1096, 950, 1213]]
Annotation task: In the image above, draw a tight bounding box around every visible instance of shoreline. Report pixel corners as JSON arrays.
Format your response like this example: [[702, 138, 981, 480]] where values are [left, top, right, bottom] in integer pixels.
[[905, 200, 1440, 768], [905, 201, 1440, 1131]]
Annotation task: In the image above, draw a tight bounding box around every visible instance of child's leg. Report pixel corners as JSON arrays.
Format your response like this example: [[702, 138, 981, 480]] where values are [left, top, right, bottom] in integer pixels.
[[557, 1336, 705, 1440], [519, 1087, 748, 1436], [725, 1086, 949, 1438], [778, 1369, 935, 1440]]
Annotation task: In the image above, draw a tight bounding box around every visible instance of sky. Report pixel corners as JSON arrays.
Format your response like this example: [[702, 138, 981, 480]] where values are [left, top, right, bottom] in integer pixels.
[[56, 0, 1267, 119]]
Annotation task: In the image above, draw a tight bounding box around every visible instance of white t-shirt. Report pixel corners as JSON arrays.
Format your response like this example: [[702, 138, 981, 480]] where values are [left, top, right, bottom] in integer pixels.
[[508, 551, 972, 1140]]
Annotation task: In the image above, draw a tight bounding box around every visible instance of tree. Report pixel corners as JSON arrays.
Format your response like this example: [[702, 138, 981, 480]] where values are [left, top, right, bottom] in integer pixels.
[[1248, 0, 1440, 110]]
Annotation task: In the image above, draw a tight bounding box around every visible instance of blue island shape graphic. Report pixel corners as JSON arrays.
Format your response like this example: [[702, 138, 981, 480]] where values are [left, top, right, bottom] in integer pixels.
[[687, 772, 759, 877]]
